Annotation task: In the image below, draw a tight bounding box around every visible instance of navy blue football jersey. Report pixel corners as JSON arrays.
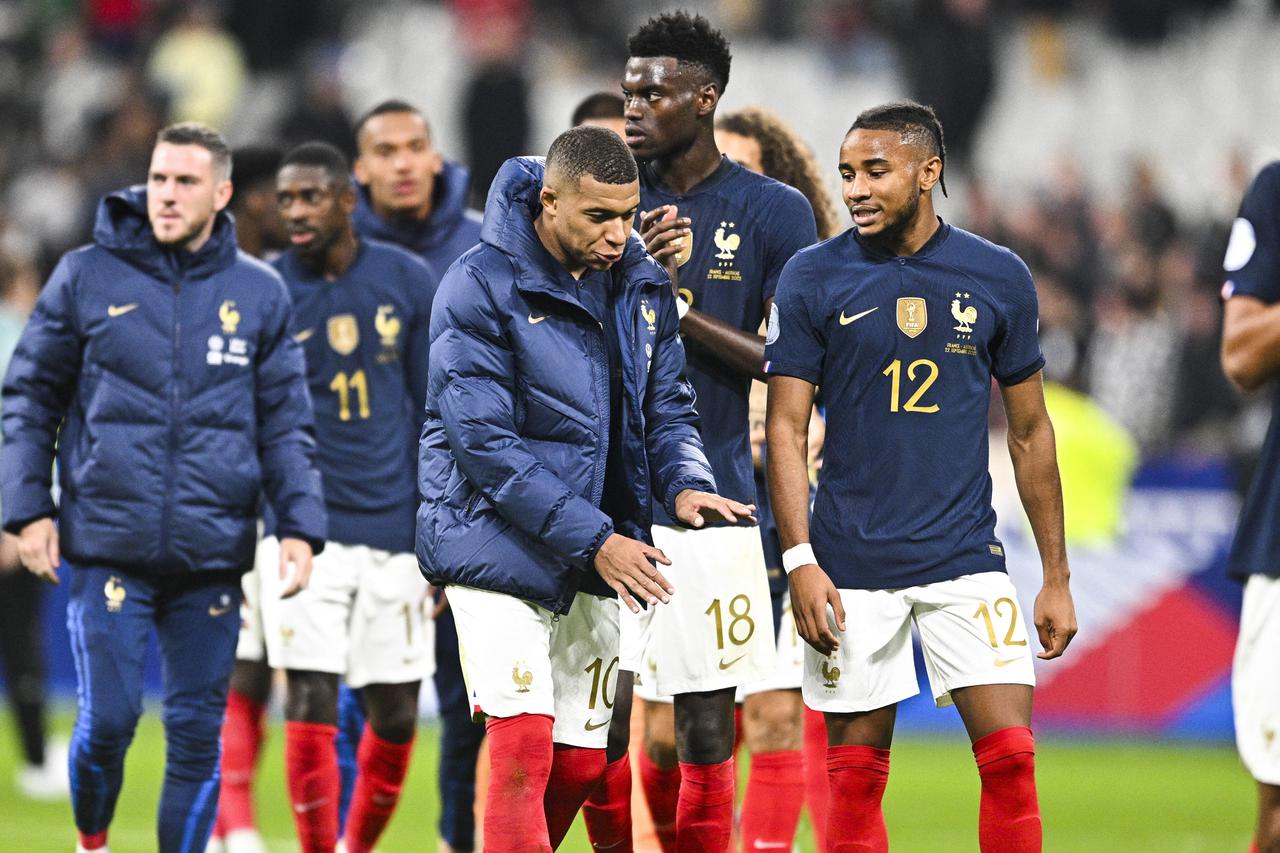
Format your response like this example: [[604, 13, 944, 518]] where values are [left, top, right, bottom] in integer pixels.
[[1223, 162, 1280, 581], [765, 222, 1044, 590], [640, 156, 817, 521], [272, 239, 436, 552]]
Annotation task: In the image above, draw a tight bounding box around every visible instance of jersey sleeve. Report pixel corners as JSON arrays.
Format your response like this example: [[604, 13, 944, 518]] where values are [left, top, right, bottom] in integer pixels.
[[1224, 162, 1280, 304], [761, 186, 818, 305], [763, 252, 824, 386], [990, 255, 1045, 386]]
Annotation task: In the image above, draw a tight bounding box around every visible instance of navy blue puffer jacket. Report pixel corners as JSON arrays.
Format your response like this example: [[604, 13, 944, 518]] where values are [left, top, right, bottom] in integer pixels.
[[416, 158, 716, 614], [1, 187, 326, 574]]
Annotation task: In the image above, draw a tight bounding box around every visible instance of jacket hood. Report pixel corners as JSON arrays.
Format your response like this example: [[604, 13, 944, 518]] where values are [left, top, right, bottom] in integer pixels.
[[479, 156, 663, 294], [353, 160, 474, 255], [93, 185, 239, 280]]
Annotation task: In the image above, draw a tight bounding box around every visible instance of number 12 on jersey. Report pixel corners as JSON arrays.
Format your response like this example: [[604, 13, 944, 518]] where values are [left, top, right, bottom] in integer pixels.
[[883, 358, 939, 413]]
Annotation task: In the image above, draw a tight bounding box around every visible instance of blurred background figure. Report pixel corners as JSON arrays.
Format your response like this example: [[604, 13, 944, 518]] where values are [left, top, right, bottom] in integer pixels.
[[572, 91, 626, 139]]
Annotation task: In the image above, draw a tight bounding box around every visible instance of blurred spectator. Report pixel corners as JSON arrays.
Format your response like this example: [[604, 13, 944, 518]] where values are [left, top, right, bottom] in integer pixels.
[[281, 48, 356, 158], [146, 1, 246, 128]]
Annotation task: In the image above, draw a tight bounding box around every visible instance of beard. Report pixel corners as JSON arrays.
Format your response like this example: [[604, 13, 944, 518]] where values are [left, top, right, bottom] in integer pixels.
[[153, 213, 213, 251]]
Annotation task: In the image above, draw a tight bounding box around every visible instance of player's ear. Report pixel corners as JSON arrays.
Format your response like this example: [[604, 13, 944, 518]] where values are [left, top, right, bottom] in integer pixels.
[[338, 182, 357, 214], [352, 155, 369, 186], [696, 82, 720, 118], [213, 178, 233, 212], [919, 155, 942, 193], [539, 184, 558, 217]]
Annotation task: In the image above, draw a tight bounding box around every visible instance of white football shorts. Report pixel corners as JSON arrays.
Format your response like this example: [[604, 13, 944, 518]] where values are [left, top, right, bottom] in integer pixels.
[[739, 591, 805, 699], [259, 537, 434, 689], [628, 524, 775, 701], [447, 585, 619, 749], [1234, 573, 1280, 785], [803, 571, 1036, 713]]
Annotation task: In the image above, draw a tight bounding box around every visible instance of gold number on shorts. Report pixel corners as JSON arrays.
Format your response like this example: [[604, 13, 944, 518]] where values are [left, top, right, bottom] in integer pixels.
[[883, 358, 940, 413], [400, 602, 414, 645], [705, 594, 756, 650], [330, 369, 371, 421], [585, 656, 619, 710], [973, 597, 1026, 648]]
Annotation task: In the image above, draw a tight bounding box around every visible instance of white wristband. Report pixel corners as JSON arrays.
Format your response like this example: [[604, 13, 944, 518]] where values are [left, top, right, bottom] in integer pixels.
[[782, 543, 817, 574], [676, 297, 690, 319]]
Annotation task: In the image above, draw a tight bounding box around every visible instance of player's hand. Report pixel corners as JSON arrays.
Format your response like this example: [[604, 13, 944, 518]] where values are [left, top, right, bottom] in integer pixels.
[[674, 489, 757, 528], [1033, 579, 1077, 660], [278, 537, 314, 599], [789, 563, 845, 655], [17, 517, 60, 584], [594, 532, 675, 614], [639, 205, 691, 280]]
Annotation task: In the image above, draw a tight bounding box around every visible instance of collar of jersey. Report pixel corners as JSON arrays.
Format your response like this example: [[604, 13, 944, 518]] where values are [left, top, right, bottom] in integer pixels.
[[641, 155, 736, 198], [853, 217, 951, 261]]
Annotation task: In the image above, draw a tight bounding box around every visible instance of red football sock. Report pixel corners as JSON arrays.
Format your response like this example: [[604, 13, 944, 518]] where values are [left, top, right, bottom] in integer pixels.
[[284, 721, 340, 853], [741, 749, 805, 850], [804, 708, 831, 852], [973, 726, 1040, 853], [582, 753, 634, 852], [486, 714, 555, 853], [342, 725, 415, 853], [77, 831, 108, 850], [639, 748, 681, 851], [676, 759, 735, 852], [544, 745, 607, 847], [826, 744, 890, 852], [216, 689, 266, 836]]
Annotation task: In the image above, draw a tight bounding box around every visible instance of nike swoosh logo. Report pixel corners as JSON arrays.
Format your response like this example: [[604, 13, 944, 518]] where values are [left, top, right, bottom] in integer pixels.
[[528, 313, 547, 324], [994, 657, 1021, 667], [839, 306, 878, 325], [718, 654, 746, 670], [293, 328, 315, 342], [593, 842, 625, 850], [108, 303, 139, 317], [293, 797, 329, 813], [753, 842, 790, 850], [584, 718, 610, 731], [208, 605, 232, 617]]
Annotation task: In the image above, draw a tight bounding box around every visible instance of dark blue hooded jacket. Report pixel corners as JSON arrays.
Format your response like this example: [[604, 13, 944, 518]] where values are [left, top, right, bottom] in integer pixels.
[[354, 161, 483, 276], [416, 158, 716, 614], [0, 187, 327, 574]]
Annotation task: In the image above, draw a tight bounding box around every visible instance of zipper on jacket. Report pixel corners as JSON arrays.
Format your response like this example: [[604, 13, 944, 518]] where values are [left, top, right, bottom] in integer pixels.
[[157, 275, 182, 561]]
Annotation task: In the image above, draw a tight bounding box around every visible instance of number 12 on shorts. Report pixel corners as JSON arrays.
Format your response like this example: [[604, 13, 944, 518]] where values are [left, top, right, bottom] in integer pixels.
[[974, 597, 1028, 648]]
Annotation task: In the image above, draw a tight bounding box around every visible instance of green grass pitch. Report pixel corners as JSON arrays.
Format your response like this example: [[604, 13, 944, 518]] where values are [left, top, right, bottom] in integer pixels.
[[0, 712, 1258, 851]]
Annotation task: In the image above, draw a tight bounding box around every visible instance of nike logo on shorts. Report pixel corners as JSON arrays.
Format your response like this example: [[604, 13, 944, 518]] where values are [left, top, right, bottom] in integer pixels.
[[994, 657, 1020, 667], [108, 303, 139, 317], [584, 718, 610, 731], [208, 605, 232, 617], [839, 307, 878, 325], [718, 654, 746, 670], [528, 313, 547, 324]]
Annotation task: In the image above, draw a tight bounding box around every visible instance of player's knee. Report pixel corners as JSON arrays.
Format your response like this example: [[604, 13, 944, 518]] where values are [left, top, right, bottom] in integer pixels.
[[744, 692, 803, 753], [78, 705, 141, 754], [229, 659, 272, 705], [161, 708, 222, 774], [368, 703, 418, 744], [644, 703, 679, 768], [1259, 787, 1280, 850], [285, 670, 339, 724], [674, 706, 735, 764]]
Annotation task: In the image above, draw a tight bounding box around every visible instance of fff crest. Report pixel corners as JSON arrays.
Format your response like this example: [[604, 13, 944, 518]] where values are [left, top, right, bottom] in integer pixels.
[[896, 297, 927, 338], [327, 314, 359, 355]]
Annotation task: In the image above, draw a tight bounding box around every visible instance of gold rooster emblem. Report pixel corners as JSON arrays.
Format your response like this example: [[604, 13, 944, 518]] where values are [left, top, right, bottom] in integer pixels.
[[219, 300, 240, 335], [821, 659, 841, 689], [641, 302, 657, 332], [951, 293, 977, 334], [375, 305, 401, 348], [104, 576, 127, 612], [714, 222, 740, 260], [512, 665, 533, 693]]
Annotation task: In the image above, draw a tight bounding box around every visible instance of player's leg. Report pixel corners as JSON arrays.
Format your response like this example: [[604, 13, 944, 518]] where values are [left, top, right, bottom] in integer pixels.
[[913, 573, 1039, 853], [153, 571, 241, 853], [433, 599, 485, 853], [214, 558, 273, 852], [66, 567, 153, 852], [261, 539, 357, 853], [671, 687, 737, 851], [804, 585, 917, 852], [335, 683, 366, 834], [1233, 575, 1280, 853], [340, 545, 433, 853], [638, 696, 680, 851], [581, 667, 634, 852], [447, 584, 557, 852], [543, 591, 619, 849]]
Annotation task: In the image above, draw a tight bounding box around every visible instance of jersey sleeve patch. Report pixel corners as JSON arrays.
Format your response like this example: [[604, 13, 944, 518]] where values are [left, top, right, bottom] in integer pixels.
[[1224, 217, 1257, 272]]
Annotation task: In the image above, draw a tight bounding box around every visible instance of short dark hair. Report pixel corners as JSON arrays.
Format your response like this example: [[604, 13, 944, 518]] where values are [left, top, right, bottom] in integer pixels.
[[279, 141, 351, 185], [355, 99, 429, 140], [157, 122, 232, 181], [848, 101, 948, 196], [546, 126, 638, 187], [572, 92, 625, 127], [628, 11, 732, 91], [229, 145, 283, 205]]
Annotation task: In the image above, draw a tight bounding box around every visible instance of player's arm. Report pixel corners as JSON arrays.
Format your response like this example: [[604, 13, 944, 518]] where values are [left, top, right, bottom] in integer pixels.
[[1, 257, 86, 583], [1000, 372, 1077, 660], [1221, 295, 1280, 391], [254, 278, 326, 597], [638, 206, 770, 381], [432, 266, 674, 611], [767, 375, 844, 654], [641, 286, 754, 526]]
